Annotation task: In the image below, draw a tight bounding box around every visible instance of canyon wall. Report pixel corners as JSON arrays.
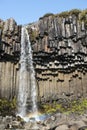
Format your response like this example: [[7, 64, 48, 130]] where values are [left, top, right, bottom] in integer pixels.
[[0, 12, 87, 102]]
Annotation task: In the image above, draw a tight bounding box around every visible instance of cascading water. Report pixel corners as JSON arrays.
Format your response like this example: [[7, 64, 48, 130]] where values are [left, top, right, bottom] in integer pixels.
[[17, 26, 38, 121]]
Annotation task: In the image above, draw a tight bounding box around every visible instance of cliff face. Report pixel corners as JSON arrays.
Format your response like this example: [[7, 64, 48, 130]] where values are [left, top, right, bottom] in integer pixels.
[[0, 18, 21, 60], [0, 18, 21, 99], [0, 13, 87, 101], [28, 14, 87, 102]]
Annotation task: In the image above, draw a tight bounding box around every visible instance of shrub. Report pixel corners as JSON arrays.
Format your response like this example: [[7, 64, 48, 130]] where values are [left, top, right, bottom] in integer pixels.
[[80, 9, 87, 21], [39, 13, 54, 20], [58, 11, 69, 18], [80, 9, 87, 28], [69, 9, 81, 17], [0, 97, 17, 116], [43, 13, 54, 18], [30, 29, 39, 42], [40, 98, 87, 115]]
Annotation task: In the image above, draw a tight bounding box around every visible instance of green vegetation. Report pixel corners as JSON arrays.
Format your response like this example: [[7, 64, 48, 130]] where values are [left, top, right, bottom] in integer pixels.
[[39, 13, 54, 19], [66, 99, 87, 114], [69, 9, 81, 17], [0, 25, 2, 29], [80, 9, 87, 28], [37, 9, 87, 37], [43, 13, 54, 18], [58, 11, 69, 18], [0, 25, 3, 30], [0, 97, 17, 116], [41, 11, 83, 19], [80, 9, 87, 21], [30, 29, 39, 42], [40, 9, 86, 20], [42, 102, 62, 114], [1, 97, 87, 116], [41, 98, 87, 115], [58, 9, 81, 18]]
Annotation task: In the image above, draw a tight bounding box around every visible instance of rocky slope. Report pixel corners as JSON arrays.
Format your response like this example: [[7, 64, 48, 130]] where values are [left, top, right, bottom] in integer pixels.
[[1, 113, 87, 130], [0, 10, 87, 102]]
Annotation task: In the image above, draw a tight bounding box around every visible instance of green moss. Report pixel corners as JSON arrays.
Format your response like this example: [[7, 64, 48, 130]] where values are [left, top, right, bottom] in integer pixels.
[[79, 9, 87, 28], [41, 102, 62, 114], [39, 9, 87, 22], [40, 98, 87, 115], [43, 13, 54, 18], [0, 25, 2, 29], [80, 9, 87, 21], [0, 97, 17, 116], [57, 9, 81, 18], [30, 29, 39, 42], [39, 13, 54, 19], [58, 11, 69, 18], [69, 9, 81, 17]]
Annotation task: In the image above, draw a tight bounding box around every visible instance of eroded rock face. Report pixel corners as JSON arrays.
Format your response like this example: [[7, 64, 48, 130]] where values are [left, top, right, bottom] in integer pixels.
[[0, 18, 21, 61], [27, 15, 87, 102], [0, 14, 87, 101], [0, 18, 21, 99]]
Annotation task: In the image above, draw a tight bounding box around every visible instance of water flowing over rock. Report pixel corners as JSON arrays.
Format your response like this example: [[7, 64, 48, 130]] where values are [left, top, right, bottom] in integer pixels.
[[0, 12, 87, 103], [17, 26, 38, 120]]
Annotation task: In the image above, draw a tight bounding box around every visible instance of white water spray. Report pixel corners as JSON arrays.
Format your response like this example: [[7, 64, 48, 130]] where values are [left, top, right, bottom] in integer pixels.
[[17, 26, 38, 120]]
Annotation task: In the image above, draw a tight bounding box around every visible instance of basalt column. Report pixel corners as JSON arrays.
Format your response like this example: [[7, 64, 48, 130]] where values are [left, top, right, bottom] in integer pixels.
[[28, 13, 87, 102], [0, 18, 21, 99]]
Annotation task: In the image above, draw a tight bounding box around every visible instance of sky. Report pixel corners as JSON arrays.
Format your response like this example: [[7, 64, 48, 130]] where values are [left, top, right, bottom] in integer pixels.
[[0, 0, 87, 25]]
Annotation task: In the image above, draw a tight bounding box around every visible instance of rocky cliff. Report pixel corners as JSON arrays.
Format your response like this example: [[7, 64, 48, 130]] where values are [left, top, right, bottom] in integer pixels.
[[28, 10, 87, 102], [0, 18, 21, 99], [0, 10, 87, 102]]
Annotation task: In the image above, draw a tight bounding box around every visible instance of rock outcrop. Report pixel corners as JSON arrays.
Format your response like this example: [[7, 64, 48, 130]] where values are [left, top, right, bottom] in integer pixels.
[[28, 12, 87, 102], [0, 18, 21, 99], [1, 113, 87, 130], [0, 10, 87, 102]]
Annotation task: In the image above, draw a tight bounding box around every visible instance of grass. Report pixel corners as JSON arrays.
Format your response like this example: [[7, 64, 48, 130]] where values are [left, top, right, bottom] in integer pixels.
[[0, 97, 17, 116], [69, 9, 81, 17], [40, 98, 87, 115], [1, 97, 87, 117], [39, 9, 87, 21]]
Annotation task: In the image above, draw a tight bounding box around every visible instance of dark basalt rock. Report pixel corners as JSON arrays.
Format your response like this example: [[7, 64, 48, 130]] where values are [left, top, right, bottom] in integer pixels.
[[0, 12, 87, 102], [28, 14, 87, 102], [0, 18, 21, 62]]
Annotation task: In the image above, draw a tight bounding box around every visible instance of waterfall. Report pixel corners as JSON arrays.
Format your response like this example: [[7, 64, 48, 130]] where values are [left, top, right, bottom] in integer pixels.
[[17, 26, 38, 120]]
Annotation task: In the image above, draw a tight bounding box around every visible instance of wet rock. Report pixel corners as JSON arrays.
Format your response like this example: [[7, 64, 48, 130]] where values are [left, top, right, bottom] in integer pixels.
[[75, 121, 86, 129], [29, 117, 36, 122], [0, 124, 5, 130], [82, 117, 87, 124], [24, 122, 41, 130], [0, 113, 87, 130], [69, 124, 78, 130], [50, 115, 56, 121], [5, 116, 13, 122], [55, 124, 69, 130], [79, 126, 87, 130], [11, 120, 20, 128]]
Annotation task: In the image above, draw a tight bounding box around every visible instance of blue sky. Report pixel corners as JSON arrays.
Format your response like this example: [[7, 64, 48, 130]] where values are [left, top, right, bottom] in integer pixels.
[[0, 0, 87, 25]]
